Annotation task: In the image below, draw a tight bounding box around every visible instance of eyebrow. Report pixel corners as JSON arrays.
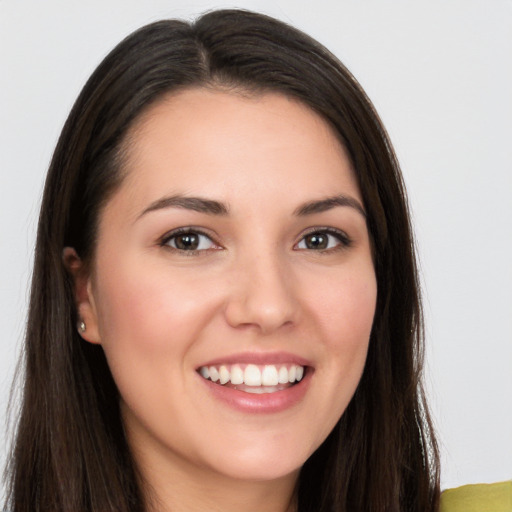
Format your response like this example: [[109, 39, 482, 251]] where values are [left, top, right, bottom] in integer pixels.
[[294, 195, 366, 218], [137, 193, 365, 220], [138, 195, 229, 219]]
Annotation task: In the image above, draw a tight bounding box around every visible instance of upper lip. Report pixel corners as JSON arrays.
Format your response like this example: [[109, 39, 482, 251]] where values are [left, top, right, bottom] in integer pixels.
[[196, 351, 312, 369]]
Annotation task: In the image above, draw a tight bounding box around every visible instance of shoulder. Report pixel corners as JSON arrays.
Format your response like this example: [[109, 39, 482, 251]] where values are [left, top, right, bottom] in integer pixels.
[[440, 481, 512, 512]]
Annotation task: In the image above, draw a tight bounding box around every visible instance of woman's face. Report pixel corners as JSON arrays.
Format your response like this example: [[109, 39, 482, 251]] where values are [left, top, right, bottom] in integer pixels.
[[78, 89, 377, 483]]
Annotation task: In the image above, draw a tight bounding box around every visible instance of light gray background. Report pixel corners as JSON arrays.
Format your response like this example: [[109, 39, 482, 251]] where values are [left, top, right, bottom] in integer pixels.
[[1, 0, 511, 498]]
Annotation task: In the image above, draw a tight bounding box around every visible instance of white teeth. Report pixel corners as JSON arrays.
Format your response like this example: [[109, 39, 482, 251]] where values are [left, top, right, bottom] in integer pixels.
[[244, 364, 262, 386], [199, 363, 306, 388], [244, 386, 276, 394], [208, 366, 219, 382], [262, 365, 279, 386], [230, 364, 244, 385], [219, 365, 230, 385]]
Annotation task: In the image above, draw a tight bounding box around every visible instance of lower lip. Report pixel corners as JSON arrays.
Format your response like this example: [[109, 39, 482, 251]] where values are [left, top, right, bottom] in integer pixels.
[[199, 370, 312, 414]]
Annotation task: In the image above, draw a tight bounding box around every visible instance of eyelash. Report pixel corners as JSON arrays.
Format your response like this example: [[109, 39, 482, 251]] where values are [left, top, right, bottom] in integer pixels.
[[295, 227, 352, 253], [159, 227, 220, 255], [159, 227, 352, 255]]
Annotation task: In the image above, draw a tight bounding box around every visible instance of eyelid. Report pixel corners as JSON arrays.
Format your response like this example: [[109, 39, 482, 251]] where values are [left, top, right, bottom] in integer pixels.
[[294, 226, 352, 250], [158, 225, 352, 254], [159, 227, 222, 252]]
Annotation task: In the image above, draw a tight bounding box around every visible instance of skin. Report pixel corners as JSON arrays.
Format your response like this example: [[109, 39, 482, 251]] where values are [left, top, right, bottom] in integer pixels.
[[66, 89, 377, 512]]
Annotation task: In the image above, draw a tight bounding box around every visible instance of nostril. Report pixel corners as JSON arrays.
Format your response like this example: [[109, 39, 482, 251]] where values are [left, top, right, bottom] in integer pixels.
[[224, 295, 298, 334]]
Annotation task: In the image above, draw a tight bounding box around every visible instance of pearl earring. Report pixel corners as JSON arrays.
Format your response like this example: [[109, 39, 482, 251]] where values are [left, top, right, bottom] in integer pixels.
[[78, 320, 86, 332]]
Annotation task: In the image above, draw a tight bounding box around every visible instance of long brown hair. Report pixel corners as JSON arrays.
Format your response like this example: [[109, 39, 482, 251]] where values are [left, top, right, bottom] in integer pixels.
[[4, 9, 440, 512]]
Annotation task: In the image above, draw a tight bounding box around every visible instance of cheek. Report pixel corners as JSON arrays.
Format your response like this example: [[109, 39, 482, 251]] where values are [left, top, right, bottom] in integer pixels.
[[307, 268, 376, 392], [288, 266, 377, 449], [312, 269, 377, 347], [90, 259, 225, 439], [91, 257, 222, 375]]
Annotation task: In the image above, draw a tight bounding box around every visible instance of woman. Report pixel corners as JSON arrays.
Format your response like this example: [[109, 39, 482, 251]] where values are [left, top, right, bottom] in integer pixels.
[[4, 9, 440, 512]]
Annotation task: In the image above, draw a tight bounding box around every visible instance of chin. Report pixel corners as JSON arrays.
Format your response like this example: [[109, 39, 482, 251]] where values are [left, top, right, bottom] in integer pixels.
[[200, 435, 315, 482], [217, 458, 302, 483]]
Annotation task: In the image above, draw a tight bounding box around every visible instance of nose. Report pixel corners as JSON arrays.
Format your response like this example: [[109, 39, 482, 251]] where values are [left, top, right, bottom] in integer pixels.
[[224, 251, 299, 334]]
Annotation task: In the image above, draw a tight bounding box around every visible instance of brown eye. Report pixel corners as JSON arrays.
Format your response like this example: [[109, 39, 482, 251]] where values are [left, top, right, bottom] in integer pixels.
[[174, 233, 200, 250], [296, 229, 351, 251], [163, 230, 217, 251], [304, 233, 329, 250]]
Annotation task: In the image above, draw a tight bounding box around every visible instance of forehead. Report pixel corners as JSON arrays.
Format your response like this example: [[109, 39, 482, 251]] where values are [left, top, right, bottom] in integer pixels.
[[115, 88, 361, 214]]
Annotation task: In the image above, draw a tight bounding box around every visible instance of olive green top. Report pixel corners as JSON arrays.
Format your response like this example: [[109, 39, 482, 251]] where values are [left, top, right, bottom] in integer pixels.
[[440, 481, 512, 512]]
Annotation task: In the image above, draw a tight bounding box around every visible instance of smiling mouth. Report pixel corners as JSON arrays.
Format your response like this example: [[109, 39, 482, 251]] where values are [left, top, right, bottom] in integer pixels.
[[198, 363, 305, 394]]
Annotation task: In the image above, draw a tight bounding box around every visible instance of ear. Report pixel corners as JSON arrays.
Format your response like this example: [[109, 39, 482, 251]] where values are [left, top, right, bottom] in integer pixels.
[[62, 247, 101, 344]]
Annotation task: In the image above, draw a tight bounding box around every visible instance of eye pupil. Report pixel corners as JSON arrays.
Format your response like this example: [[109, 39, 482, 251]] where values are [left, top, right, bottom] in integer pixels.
[[305, 233, 328, 250], [175, 234, 199, 250]]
